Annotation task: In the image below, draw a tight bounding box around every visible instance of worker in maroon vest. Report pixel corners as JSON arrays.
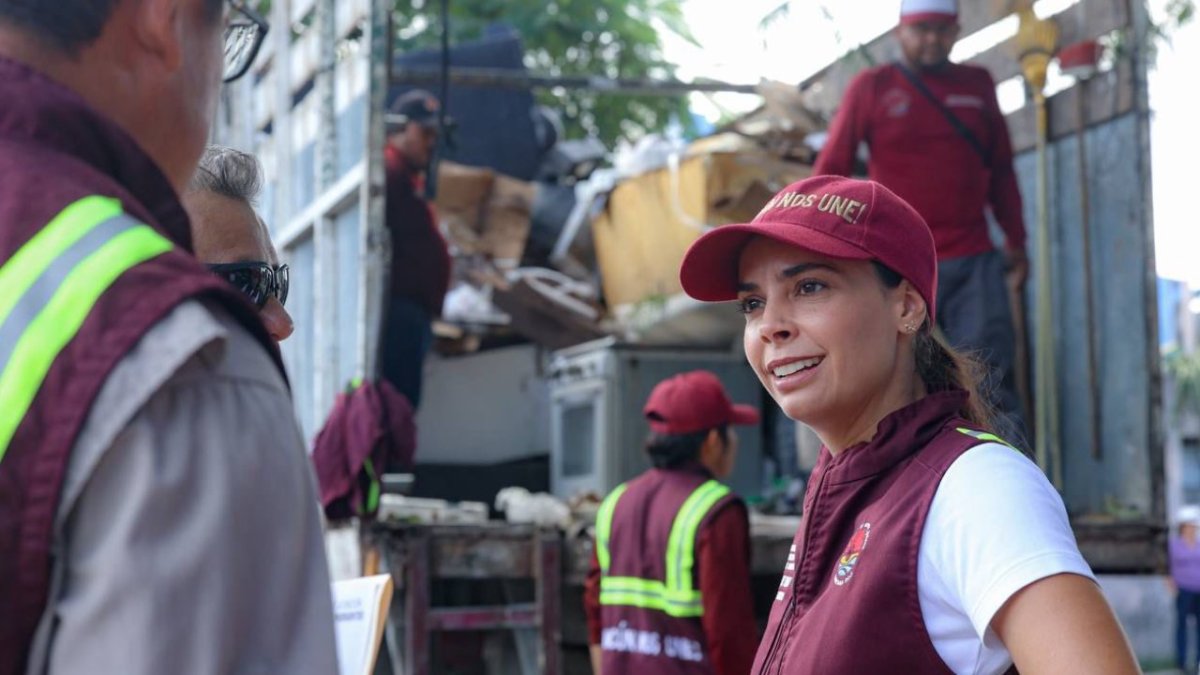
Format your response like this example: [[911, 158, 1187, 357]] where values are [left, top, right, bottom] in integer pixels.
[[0, 2, 336, 674], [583, 370, 760, 675], [814, 0, 1029, 450], [679, 175, 1138, 674]]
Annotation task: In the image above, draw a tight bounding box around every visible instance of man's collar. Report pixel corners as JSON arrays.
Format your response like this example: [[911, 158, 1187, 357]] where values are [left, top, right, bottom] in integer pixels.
[[0, 55, 194, 251]]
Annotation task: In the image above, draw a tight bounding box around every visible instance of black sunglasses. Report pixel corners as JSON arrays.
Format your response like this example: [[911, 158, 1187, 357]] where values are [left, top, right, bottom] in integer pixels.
[[209, 262, 289, 308], [223, 0, 270, 83]]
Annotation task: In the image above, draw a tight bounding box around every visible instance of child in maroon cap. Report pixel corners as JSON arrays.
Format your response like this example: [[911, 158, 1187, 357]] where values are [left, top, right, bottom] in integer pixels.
[[583, 370, 761, 675], [679, 175, 1137, 674]]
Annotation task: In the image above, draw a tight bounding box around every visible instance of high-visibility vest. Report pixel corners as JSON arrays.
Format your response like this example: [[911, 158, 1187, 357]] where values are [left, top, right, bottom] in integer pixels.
[[596, 478, 731, 618], [0, 195, 279, 674], [0, 196, 173, 459]]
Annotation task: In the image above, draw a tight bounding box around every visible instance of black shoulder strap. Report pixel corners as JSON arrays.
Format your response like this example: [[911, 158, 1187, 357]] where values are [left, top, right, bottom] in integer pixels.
[[894, 62, 991, 166]]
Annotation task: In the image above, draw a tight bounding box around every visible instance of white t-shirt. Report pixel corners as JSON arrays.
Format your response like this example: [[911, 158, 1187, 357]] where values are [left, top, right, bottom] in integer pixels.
[[918, 442, 1095, 675]]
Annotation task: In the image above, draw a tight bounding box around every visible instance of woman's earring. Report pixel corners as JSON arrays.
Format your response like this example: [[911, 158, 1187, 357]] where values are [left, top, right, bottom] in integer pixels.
[[904, 323, 917, 334]]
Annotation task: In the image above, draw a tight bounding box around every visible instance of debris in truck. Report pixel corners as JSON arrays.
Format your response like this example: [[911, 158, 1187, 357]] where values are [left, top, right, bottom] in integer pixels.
[[490, 268, 609, 350], [591, 142, 810, 311], [377, 495, 489, 525], [495, 487, 572, 528], [434, 161, 535, 268], [719, 79, 826, 163]]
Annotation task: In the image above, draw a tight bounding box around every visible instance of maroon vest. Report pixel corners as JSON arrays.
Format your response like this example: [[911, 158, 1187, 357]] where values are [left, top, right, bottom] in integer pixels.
[[0, 57, 282, 675], [599, 465, 741, 675], [752, 391, 1005, 675]]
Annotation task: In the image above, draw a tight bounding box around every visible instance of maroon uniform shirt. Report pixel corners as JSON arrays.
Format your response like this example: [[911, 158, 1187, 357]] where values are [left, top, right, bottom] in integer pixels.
[[384, 145, 451, 317], [814, 63, 1026, 260]]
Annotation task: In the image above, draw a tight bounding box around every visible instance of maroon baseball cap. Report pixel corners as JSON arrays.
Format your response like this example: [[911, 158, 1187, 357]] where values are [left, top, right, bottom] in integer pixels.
[[643, 370, 760, 435], [679, 175, 938, 321]]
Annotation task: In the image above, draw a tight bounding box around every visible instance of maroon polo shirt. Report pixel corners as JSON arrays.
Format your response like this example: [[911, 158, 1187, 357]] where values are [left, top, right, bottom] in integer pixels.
[[814, 62, 1026, 260]]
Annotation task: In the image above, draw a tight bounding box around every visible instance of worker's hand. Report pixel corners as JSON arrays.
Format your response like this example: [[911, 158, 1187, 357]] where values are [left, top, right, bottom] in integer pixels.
[[590, 645, 603, 674], [1005, 247, 1029, 291]]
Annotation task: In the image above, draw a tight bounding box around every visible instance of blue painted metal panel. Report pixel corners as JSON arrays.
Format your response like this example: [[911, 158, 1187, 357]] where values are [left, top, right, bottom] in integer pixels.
[[334, 201, 362, 390], [1015, 112, 1157, 516], [337, 95, 367, 178], [282, 234, 317, 442]]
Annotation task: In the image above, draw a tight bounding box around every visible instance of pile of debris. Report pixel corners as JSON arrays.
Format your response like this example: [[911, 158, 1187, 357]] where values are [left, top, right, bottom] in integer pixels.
[[432, 79, 823, 356]]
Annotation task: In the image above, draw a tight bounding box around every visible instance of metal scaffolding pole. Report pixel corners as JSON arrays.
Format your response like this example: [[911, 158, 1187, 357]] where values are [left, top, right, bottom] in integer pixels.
[[391, 65, 760, 96]]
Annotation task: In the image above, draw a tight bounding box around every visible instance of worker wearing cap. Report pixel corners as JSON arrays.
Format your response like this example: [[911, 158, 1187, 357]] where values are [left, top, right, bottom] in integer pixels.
[[583, 371, 760, 675], [678, 175, 1137, 674], [1171, 505, 1200, 671], [380, 89, 452, 409], [814, 0, 1029, 449]]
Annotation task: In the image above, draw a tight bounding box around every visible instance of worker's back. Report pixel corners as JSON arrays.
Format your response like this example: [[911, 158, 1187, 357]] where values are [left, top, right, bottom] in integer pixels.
[[594, 464, 737, 674]]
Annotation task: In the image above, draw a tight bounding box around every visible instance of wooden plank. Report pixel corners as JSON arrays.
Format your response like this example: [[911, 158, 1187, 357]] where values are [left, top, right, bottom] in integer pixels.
[[430, 532, 537, 579], [802, 39, 900, 119], [538, 533, 563, 675], [969, 0, 1128, 85], [1074, 521, 1166, 573], [802, 0, 1129, 120], [427, 604, 539, 631], [404, 531, 432, 675], [958, 0, 1020, 38], [1006, 61, 1136, 154], [372, 524, 542, 578], [800, 0, 1024, 117]]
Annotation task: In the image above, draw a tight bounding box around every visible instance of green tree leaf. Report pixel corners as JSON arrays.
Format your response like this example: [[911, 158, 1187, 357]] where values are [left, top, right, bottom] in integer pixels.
[[392, 0, 694, 146]]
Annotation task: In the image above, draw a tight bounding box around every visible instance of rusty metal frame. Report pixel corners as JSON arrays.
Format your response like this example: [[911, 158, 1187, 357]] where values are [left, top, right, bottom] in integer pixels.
[[391, 526, 563, 675]]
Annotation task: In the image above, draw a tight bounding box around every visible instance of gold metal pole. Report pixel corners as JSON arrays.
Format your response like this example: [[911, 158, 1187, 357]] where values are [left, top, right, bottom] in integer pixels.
[[1017, 8, 1061, 487]]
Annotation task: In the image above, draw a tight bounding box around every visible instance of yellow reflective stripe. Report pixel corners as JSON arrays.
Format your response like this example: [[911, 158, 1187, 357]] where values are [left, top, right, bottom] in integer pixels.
[[0, 226, 172, 459], [597, 479, 728, 618], [599, 576, 704, 618], [595, 483, 628, 573], [665, 479, 730, 594], [0, 196, 122, 330], [955, 427, 1016, 449], [601, 577, 702, 602]]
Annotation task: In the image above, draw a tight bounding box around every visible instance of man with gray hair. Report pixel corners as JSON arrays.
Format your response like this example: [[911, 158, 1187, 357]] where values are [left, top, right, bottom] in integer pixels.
[[185, 145, 295, 342], [0, 2, 336, 672]]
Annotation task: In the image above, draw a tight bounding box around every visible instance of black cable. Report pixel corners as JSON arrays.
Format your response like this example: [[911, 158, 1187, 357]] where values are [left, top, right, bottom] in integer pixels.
[[424, 0, 451, 200]]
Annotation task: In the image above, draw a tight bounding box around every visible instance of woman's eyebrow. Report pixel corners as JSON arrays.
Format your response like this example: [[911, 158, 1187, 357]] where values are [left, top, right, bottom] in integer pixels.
[[737, 262, 839, 293]]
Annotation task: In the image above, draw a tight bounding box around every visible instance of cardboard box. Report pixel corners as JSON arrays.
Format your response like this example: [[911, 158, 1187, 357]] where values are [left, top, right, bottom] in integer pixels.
[[591, 150, 810, 309]]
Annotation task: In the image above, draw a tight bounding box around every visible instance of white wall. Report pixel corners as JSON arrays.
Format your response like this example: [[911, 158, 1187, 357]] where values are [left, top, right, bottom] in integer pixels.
[[415, 345, 551, 465]]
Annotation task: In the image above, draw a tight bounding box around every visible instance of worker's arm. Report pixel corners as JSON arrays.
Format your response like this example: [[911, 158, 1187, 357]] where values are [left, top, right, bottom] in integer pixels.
[[698, 502, 759, 675], [812, 70, 874, 177], [980, 69, 1029, 285], [584, 547, 603, 674], [992, 573, 1140, 674], [29, 302, 338, 675]]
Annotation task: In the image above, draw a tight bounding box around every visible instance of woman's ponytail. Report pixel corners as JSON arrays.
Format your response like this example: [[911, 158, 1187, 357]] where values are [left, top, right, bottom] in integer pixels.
[[872, 261, 995, 431]]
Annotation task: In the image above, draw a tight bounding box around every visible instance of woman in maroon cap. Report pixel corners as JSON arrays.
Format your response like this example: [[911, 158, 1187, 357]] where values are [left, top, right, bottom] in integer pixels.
[[679, 175, 1138, 674]]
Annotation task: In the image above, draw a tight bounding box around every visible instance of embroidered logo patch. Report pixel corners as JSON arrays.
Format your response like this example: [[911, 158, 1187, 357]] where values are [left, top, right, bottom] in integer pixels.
[[833, 522, 871, 586], [882, 88, 911, 118]]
